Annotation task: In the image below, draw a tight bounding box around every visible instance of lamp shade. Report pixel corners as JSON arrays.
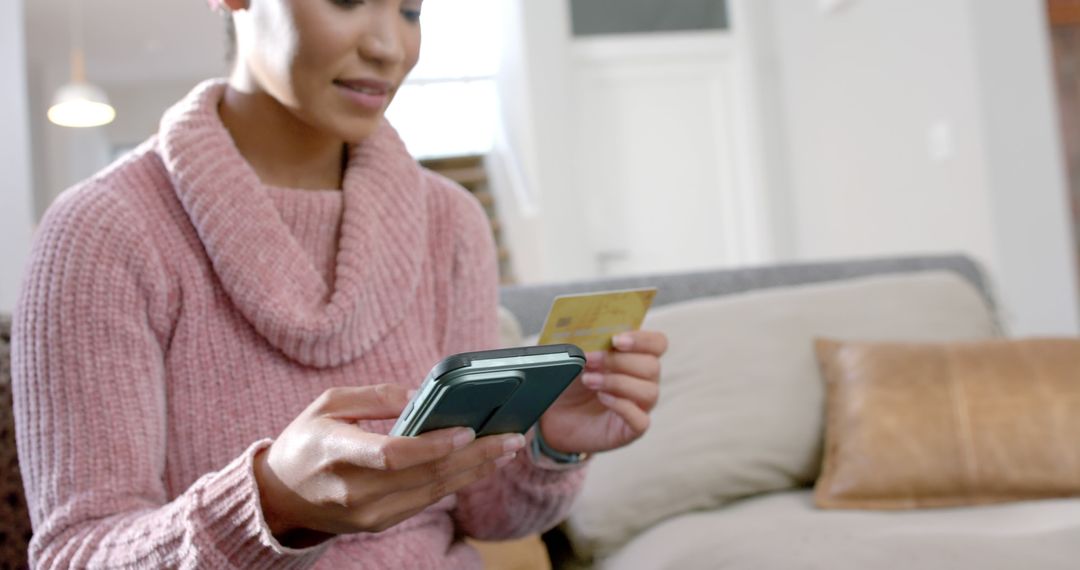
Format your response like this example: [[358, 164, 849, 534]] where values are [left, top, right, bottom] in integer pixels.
[[47, 82, 116, 128]]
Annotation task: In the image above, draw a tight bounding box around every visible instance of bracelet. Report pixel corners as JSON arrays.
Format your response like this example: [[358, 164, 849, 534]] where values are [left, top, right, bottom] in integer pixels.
[[530, 428, 588, 469]]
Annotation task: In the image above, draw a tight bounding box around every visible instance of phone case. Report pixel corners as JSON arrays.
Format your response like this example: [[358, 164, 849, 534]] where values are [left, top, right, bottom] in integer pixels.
[[390, 344, 586, 437]]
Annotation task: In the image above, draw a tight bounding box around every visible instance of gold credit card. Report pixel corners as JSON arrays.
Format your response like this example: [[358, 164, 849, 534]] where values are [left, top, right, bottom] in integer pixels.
[[537, 287, 658, 352]]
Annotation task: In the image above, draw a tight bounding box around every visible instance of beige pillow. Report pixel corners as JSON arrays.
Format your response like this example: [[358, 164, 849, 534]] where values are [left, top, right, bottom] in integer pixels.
[[814, 337, 1080, 510], [564, 272, 1000, 558]]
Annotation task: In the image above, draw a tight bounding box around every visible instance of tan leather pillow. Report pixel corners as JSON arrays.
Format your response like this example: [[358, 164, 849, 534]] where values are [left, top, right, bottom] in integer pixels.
[[813, 337, 1080, 510]]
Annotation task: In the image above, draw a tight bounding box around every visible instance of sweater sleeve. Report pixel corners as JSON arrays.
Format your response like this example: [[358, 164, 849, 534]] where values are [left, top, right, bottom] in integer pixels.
[[11, 186, 327, 569], [437, 183, 587, 540]]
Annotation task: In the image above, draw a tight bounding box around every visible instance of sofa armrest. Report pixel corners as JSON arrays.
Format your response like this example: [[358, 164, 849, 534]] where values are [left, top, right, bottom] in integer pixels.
[[0, 313, 32, 568]]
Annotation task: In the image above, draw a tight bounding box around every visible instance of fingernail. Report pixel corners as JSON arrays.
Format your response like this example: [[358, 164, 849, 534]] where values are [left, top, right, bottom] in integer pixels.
[[613, 334, 633, 351], [597, 392, 618, 406], [495, 452, 517, 468], [407, 389, 418, 399], [452, 428, 476, 450], [585, 351, 605, 370], [502, 434, 526, 453], [582, 372, 603, 389]]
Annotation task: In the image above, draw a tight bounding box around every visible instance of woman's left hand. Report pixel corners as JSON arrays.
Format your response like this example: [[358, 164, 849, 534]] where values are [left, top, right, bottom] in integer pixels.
[[538, 330, 668, 455]]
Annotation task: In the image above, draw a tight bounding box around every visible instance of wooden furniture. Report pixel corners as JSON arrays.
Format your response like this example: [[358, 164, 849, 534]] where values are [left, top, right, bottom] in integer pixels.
[[1047, 0, 1080, 305], [1050, 0, 1080, 25], [421, 155, 516, 284]]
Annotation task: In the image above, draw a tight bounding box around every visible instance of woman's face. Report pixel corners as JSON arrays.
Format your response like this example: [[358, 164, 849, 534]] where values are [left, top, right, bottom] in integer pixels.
[[231, 0, 422, 143]]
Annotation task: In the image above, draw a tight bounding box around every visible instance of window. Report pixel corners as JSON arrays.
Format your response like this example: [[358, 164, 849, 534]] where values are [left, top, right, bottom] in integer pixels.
[[385, 0, 503, 159]]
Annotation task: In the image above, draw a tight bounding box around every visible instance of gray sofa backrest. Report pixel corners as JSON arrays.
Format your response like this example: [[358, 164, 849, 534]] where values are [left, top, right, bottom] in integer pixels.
[[499, 254, 994, 337]]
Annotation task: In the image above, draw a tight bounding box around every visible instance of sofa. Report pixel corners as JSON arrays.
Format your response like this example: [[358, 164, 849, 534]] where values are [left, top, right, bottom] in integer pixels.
[[496, 253, 1080, 569], [1, 312, 32, 569], [4, 254, 1079, 569]]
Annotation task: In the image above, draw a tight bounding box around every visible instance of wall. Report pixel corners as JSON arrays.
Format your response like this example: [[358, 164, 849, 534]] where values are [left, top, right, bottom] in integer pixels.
[[27, 68, 202, 218], [24, 0, 225, 220], [1, 0, 35, 313], [760, 0, 1078, 335], [26, 64, 112, 219], [489, 0, 549, 283], [493, 0, 595, 282], [767, 0, 997, 265], [105, 80, 202, 149], [494, 0, 771, 282]]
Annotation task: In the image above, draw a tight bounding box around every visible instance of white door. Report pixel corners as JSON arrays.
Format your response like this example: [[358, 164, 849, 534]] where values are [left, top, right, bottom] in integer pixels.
[[571, 32, 756, 277]]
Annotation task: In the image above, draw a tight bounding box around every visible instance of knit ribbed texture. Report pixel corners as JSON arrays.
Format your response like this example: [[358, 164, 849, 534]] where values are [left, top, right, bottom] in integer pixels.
[[265, 187, 344, 293], [12, 79, 585, 569]]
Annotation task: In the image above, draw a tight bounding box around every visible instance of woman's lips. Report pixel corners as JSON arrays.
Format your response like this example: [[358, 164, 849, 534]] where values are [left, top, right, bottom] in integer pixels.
[[334, 79, 391, 112]]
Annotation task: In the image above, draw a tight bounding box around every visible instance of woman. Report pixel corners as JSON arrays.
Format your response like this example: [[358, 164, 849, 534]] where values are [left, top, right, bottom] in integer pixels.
[[12, 0, 667, 567]]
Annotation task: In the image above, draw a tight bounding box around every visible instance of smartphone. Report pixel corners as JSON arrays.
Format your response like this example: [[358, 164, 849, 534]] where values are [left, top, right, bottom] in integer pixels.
[[390, 344, 586, 437]]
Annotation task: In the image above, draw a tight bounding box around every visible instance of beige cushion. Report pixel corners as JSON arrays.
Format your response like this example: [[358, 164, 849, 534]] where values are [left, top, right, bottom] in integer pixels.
[[601, 490, 1080, 570], [564, 272, 1001, 558], [814, 337, 1080, 509]]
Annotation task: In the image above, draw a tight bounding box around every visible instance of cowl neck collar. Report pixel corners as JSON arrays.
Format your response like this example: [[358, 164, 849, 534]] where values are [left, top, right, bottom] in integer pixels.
[[158, 80, 427, 368]]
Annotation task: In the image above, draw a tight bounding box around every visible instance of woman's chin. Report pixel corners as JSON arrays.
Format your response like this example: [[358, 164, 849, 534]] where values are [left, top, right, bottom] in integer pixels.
[[329, 116, 384, 144]]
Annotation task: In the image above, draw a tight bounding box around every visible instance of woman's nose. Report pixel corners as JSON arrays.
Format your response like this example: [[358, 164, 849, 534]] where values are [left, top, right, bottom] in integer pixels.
[[358, 11, 408, 66]]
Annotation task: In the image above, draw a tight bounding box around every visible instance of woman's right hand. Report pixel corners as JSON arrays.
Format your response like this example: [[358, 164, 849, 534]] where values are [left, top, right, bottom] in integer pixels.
[[252, 384, 525, 545]]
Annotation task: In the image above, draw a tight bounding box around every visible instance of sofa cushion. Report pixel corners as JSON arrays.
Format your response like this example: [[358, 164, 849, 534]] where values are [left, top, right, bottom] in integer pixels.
[[601, 490, 1080, 570], [498, 305, 525, 348], [813, 337, 1080, 509], [563, 272, 1000, 558]]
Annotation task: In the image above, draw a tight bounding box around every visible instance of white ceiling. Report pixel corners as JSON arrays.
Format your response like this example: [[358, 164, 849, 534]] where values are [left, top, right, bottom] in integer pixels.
[[25, 0, 228, 85]]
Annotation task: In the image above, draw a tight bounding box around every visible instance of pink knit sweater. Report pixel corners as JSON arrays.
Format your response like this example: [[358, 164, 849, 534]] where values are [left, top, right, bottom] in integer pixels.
[[12, 80, 584, 569]]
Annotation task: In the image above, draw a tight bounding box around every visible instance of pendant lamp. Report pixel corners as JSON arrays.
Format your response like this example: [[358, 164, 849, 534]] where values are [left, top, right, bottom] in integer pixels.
[[47, 0, 115, 128]]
